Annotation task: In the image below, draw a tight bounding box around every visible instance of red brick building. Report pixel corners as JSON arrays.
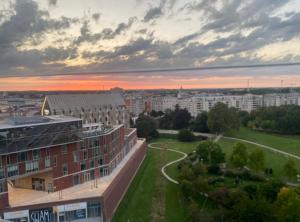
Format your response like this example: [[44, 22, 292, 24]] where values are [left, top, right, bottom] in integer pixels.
[[0, 116, 147, 222]]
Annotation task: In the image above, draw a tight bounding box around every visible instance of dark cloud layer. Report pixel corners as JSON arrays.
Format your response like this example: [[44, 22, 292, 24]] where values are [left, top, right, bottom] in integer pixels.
[[0, 0, 300, 77]]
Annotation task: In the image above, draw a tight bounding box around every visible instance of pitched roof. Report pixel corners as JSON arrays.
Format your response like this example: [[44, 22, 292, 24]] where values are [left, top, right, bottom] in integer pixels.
[[44, 93, 125, 111]]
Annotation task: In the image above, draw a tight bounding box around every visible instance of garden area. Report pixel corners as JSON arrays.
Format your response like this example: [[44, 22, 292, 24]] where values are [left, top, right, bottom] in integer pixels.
[[113, 130, 300, 222]]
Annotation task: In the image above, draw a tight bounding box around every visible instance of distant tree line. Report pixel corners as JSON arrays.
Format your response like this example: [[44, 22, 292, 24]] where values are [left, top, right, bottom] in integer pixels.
[[157, 103, 240, 134]]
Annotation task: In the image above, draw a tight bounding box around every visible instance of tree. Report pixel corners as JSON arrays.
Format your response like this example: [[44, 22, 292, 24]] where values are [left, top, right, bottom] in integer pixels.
[[207, 103, 240, 134], [193, 112, 209, 133], [173, 105, 192, 129], [248, 149, 265, 172], [194, 176, 209, 193], [230, 142, 248, 168], [276, 187, 300, 221], [177, 129, 195, 142], [227, 196, 275, 222], [283, 159, 298, 180], [196, 140, 225, 164], [159, 109, 174, 129], [180, 179, 196, 198], [149, 110, 164, 117], [135, 114, 159, 140], [260, 179, 284, 202], [179, 165, 196, 181]]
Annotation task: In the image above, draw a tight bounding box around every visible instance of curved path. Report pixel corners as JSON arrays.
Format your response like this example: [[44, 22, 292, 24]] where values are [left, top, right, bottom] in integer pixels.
[[148, 143, 188, 184], [158, 129, 300, 161]]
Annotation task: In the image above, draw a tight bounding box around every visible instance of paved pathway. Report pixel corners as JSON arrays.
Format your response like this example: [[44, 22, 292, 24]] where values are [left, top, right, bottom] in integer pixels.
[[158, 129, 300, 160], [148, 143, 187, 184]]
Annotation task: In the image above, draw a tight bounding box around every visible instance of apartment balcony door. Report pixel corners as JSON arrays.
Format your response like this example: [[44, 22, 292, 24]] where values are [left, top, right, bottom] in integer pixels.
[[32, 178, 45, 191], [84, 172, 91, 182]]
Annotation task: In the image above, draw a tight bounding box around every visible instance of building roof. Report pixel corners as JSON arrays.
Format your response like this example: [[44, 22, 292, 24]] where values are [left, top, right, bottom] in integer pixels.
[[0, 115, 81, 130], [44, 93, 125, 112]]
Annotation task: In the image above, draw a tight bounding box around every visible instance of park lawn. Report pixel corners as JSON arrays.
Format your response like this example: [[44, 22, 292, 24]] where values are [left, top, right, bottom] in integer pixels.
[[113, 138, 200, 222], [226, 127, 300, 157], [218, 138, 300, 179], [113, 134, 300, 222]]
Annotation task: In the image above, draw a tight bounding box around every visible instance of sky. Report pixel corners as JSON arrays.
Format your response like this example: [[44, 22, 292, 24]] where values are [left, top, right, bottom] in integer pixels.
[[1, 0, 300, 90]]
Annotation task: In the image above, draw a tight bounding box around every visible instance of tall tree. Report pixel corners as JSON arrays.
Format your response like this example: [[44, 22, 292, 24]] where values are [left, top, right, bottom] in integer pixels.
[[276, 187, 300, 221], [248, 149, 265, 172], [196, 140, 225, 164], [207, 103, 240, 134], [193, 112, 209, 133], [173, 105, 192, 129], [135, 114, 159, 140], [283, 159, 298, 180], [230, 142, 248, 168]]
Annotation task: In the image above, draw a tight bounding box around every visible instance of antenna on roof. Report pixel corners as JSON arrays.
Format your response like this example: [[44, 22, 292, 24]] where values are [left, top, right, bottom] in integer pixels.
[[247, 79, 250, 92]]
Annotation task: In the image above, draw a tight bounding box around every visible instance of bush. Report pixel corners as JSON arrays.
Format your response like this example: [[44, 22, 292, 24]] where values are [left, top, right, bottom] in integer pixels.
[[208, 176, 225, 185], [248, 173, 265, 182], [193, 162, 207, 175], [177, 129, 195, 142], [207, 164, 222, 175], [223, 169, 242, 178]]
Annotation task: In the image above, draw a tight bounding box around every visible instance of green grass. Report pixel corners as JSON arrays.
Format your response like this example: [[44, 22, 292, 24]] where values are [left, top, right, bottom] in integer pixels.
[[113, 131, 300, 221], [218, 138, 300, 179], [113, 138, 199, 222], [226, 127, 300, 157]]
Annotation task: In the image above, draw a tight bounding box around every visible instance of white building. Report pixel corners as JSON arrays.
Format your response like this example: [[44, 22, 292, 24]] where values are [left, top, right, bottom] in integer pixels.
[[162, 96, 178, 111], [263, 93, 300, 107]]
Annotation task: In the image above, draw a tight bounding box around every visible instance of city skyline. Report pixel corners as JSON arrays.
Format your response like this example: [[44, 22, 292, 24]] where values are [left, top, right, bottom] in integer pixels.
[[1, 0, 300, 90]]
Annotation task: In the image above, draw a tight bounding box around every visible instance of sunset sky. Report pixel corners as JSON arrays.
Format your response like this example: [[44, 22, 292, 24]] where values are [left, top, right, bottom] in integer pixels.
[[1, 0, 300, 90]]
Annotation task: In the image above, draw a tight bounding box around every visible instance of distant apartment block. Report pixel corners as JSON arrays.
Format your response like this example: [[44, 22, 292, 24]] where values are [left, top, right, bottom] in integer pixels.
[[41, 94, 130, 128], [0, 115, 146, 222], [124, 92, 300, 117]]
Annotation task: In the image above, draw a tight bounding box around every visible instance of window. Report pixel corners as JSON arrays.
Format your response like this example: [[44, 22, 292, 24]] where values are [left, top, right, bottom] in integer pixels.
[[0, 168, 5, 179], [62, 164, 68, 175], [45, 156, 51, 168], [0, 182, 4, 193], [7, 165, 18, 177], [53, 156, 57, 167], [18, 152, 27, 162], [6, 155, 11, 165], [93, 138, 99, 147], [26, 161, 39, 173], [73, 152, 79, 162], [83, 151, 87, 160], [73, 174, 80, 185], [98, 157, 103, 166], [79, 141, 85, 150], [61, 144, 68, 153], [90, 170, 95, 180], [90, 160, 94, 168], [33, 150, 40, 160], [80, 162, 87, 171], [92, 148, 99, 157], [100, 167, 109, 177]]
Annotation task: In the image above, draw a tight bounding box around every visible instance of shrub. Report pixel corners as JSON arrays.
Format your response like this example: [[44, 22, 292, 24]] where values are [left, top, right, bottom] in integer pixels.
[[193, 162, 207, 175], [208, 176, 225, 185], [177, 129, 195, 142], [207, 164, 222, 175]]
